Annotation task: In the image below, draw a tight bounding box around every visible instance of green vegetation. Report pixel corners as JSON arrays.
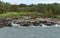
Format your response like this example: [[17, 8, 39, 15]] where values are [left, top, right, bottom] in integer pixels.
[[0, 12, 42, 17], [0, 1, 60, 19]]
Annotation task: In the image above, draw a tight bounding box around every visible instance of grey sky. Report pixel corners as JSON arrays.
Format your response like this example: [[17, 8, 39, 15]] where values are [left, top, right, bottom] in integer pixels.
[[1, 0, 60, 4]]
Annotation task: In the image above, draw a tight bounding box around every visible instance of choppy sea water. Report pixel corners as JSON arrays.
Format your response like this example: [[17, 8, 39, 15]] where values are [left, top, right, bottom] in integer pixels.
[[0, 26, 60, 38]]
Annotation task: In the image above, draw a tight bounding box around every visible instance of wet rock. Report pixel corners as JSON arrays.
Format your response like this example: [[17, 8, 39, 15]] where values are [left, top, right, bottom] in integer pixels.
[[44, 22, 55, 26], [45, 24, 53, 26], [20, 22, 31, 26], [32, 22, 39, 26], [0, 18, 12, 28]]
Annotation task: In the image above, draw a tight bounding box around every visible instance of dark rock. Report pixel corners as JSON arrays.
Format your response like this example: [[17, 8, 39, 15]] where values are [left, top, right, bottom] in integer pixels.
[[20, 22, 31, 26], [6, 23, 12, 27], [32, 21, 39, 26]]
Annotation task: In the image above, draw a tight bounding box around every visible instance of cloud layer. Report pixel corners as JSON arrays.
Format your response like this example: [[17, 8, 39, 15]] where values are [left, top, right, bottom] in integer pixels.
[[1, 0, 60, 4]]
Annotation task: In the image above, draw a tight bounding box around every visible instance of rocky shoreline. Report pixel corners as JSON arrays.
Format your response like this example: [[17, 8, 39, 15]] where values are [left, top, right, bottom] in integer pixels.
[[0, 16, 60, 28]]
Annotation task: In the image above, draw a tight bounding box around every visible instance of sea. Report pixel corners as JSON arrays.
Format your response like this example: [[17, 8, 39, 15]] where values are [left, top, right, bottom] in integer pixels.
[[0, 26, 60, 38]]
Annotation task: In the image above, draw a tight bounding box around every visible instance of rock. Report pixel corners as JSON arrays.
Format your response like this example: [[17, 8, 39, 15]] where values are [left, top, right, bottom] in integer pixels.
[[20, 22, 31, 26], [32, 22, 39, 26]]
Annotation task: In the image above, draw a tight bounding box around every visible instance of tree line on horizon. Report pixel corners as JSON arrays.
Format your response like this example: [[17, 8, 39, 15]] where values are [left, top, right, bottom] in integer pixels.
[[0, 1, 60, 15]]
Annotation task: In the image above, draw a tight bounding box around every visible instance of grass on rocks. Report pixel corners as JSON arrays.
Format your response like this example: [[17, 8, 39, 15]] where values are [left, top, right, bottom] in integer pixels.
[[0, 12, 60, 20], [0, 12, 42, 18]]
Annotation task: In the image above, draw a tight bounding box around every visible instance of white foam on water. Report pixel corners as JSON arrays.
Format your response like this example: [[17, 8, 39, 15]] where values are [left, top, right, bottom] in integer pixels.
[[41, 24, 48, 27], [11, 22, 60, 28], [11, 22, 20, 27], [55, 24, 59, 26], [11, 22, 25, 28], [54, 24, 60, 27], [42, 24, 60, 27]]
